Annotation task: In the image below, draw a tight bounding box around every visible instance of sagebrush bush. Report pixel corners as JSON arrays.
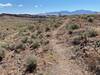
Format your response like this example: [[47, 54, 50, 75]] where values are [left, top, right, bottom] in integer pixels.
[[27, 25, 34, 32], [87, 17, 94, 22], [95, 40, 100, 47], [16, 42, 24, 49], [0, 47, 5, 62], [66, 24, 79, 30], [45, 27, 50, 32], [26, 55, 37, 73], [31, 41, 40, 49], [71, 36, 83, 45], [21, 37, 28, 43], [0, 42, 8, 49], [27, 38, 34, 44], [84, 29, 98, 37], [73, 46, 81, 53], [0, 32, 8, 40], [8, 44, 15, 51], [8, 42, 25, 52], [31, 34, 37, 39]]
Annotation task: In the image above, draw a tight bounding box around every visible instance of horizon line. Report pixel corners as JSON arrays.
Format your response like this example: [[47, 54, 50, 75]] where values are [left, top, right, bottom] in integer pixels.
[[0, 9, 100, 15]]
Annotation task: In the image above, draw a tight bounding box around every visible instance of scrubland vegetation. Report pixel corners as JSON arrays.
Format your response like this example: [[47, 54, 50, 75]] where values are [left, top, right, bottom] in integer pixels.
[[0, 14, 100, 75]]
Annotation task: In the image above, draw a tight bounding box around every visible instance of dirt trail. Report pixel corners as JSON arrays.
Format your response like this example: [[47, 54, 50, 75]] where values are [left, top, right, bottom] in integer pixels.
[[49, 19, 90, 75]]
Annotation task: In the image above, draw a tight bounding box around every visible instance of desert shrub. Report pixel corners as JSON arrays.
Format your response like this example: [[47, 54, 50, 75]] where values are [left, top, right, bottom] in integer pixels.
[[42, 40, 49, 46], [27, 39, 34, 44], [31, 34, 37, 39], [95, 40, 100, 47], [8, 44, 15, 51], [0, 47, 5, 62], [8, 42, 25, 52], [87, 17, 94, 22], [71, 36, 83, 45], [66, 24, 79, 30], [54, 24, 59, 28], [18, 31, 30, 36], [46, 34, 51, 38], [21, 37, 28, 43], [15, 42, 25, 50], [37, 30, 42, 35], [84, 29, 98, 37], [45, 27, 50, 32], [72, 46, 81, 54], [31, 41, 40, 49], [26, 55, 37, 73], [44, 40, 49, 45], [32, 31, 41, 37], [27, 25, 34, 32], [0, 32, 8, 40], [38, 34, 43, 39], [0, 42, 8, 49]]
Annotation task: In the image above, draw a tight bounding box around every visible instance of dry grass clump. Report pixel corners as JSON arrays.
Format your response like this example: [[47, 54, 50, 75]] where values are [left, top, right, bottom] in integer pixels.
[[25, 55, 37, 73], [84, 29, 98, 37], [66, 24, 80, 30]]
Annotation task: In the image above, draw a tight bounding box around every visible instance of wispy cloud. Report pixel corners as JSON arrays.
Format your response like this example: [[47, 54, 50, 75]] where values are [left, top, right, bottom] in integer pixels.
[[0, 3, 13, 7], [18, 4, 23, 7], [34, 5, 42, 8], [34, 5, 39, 8]]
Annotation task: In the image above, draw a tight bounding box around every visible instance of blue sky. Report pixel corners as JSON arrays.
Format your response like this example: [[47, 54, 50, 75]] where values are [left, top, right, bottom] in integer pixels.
[[0, 0, 100, 14]]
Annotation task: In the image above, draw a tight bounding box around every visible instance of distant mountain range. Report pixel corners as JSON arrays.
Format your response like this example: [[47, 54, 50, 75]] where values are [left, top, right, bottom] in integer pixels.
[[0, 10, 99, 18], [40, 10, 98, 15]]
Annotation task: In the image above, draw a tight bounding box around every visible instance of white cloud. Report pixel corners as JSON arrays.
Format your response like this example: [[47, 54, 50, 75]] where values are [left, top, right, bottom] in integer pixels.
[[18, 4, 23, 7], [34, 5, 42, 8], [0, 3, 13, 7], [34, 5, 39, 8]]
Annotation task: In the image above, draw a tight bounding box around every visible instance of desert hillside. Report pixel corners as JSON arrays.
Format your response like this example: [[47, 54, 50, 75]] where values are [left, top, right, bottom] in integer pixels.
[[0, 14, 100, 75]]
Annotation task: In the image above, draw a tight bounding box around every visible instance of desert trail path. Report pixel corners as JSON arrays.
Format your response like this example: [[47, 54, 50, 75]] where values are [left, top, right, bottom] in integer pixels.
[[49, 19, 90, 75]]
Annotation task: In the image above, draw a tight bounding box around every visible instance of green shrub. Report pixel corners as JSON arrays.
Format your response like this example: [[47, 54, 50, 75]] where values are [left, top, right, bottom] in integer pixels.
[[26, 55, 37, 73], [0, 47, 5, 62], [8, 44, 15, 51], [41, 40, 49, 46], [21, 37, 28, 43], [71, 36, 83, 45], [45, 27, 50, 32], [0, 42, 8, 49], [37, 30, 42, 35], [8, 42, 25, 52], [27, 25, 34, 32], [27, 38, 34, 44], [31, 41, 40, 49], [66, 24, 79, 30], [73, 46, 81, 53], [0, 32, 8, 40], [87, 17, 94, 22], [95, 40, 100, 47], [31, 34, 37, 39], [15, 42, 25, 50], [84, 29, 98, 37]]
